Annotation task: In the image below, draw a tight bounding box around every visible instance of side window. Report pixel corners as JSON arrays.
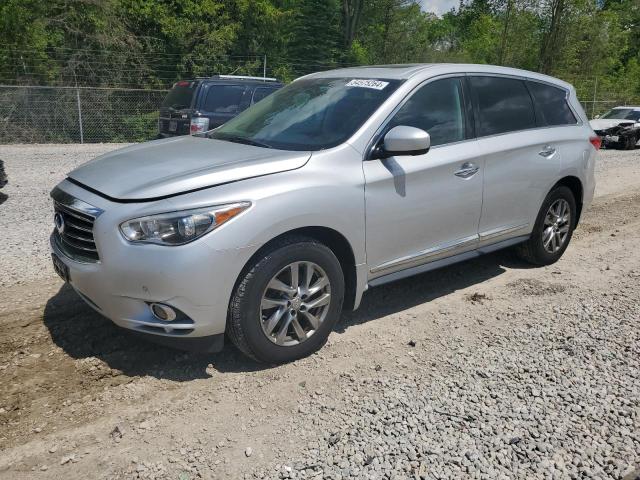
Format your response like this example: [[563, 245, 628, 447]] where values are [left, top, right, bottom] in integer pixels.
[[203, 85, 246, 113], [527, 81, 577, 126], [387, 77, 465, 147], [252, 87, 277, 104], [469, 76, 536, 137]]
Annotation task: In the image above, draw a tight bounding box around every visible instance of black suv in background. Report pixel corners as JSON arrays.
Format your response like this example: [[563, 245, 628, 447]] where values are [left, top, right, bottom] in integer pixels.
[[158, 75, 283, 137]]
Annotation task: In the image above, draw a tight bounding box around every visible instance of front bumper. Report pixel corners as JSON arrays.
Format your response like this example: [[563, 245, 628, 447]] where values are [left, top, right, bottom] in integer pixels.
[[49, 182, 259, 350], [50, 232, 251, 349]]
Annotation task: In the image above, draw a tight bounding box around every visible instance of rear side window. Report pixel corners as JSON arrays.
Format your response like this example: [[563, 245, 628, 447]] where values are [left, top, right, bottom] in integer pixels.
[[527, 82, 577, 126], [387, 77, 465, 147], [203, 85, 246, 113], [470, 76, 536, 137], [252, 87, 278, 104]]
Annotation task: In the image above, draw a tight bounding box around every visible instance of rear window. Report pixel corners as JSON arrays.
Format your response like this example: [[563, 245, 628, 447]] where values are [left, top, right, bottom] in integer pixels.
[[161, 81, 197, 109], [470, 76, 536, 137], [252, 87, 278, 104], [203, 85, 246, 113], [527, 81, 577, 126]]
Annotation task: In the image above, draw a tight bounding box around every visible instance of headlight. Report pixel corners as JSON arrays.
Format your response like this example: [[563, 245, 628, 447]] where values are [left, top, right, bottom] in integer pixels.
[[119, 202, 250, 245]]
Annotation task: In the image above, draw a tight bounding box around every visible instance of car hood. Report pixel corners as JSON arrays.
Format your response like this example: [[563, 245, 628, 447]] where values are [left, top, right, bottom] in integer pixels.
[[590, 118, 630, 130], [67, 136, 311, 200]]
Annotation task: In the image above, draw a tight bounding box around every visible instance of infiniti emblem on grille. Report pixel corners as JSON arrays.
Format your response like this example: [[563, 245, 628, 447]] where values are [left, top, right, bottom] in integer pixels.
[[54, 212, 65, 234]]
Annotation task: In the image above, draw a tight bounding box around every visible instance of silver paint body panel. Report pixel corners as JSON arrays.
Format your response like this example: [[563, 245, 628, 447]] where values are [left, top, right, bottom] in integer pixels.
[[67, 135, 311, 200], [51, 64, 597, 341]]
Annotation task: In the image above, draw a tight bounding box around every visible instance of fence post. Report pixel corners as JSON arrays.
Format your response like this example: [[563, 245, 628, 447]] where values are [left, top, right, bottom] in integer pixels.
[[263, 55, 267, 79], [76, 87, 84, 144], [591, 77, 598, 119]]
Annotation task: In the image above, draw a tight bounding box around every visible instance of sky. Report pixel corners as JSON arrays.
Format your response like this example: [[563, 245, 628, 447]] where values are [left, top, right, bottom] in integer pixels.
[[420, 0, 459, 16]]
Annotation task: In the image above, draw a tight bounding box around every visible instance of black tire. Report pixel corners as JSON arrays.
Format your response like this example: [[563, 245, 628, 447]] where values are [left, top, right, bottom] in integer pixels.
[[623, 135, 637, 150], [515, 186, 577, 266], [227, 236, 345, 364]]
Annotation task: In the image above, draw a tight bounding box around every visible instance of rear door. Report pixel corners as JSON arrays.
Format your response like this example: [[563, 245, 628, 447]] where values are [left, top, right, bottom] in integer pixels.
[[469, 75, 561, 245], [198, 83, 248, 129]]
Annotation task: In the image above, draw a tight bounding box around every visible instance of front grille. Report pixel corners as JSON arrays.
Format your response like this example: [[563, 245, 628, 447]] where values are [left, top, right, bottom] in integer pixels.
[[53, 201, 100, 262]]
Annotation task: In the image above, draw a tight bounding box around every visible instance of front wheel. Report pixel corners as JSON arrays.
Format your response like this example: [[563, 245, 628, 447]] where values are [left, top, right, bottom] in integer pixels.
[[623, 135, 638, 150], [515, 186, 576, 266], [227, 236, 344, 363]]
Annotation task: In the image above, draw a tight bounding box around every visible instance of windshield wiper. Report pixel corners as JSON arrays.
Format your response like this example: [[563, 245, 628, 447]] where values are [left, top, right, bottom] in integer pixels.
[[209, 133, 273, 149]]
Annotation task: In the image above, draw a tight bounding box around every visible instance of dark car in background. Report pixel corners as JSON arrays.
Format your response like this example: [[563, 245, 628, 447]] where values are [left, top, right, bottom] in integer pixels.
[[158, 75, 283, 137]]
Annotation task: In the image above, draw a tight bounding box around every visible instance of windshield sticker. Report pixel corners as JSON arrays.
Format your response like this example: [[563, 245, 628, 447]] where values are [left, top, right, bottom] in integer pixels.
[[346, 79, 389, 90]]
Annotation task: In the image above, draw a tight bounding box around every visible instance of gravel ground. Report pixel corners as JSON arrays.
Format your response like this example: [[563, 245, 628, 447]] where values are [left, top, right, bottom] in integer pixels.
[[0, 144, 130, 290], [0, 144, 639, 480]]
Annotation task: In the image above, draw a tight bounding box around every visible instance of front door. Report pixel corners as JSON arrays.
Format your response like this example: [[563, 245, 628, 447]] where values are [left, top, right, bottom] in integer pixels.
[[363, 77, 483, 280]]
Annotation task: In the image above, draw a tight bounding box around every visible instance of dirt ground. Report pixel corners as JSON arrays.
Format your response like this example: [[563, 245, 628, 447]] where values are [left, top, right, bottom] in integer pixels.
[[0, 145, 638, 479]]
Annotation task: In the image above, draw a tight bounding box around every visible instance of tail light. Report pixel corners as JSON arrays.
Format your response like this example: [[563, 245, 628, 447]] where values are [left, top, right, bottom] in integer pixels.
[[190, 117, 209, 135], [589, 135, 602, 150]]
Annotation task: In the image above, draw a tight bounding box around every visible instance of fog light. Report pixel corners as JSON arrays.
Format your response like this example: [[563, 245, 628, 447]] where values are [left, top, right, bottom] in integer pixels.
[[150, 303, 176, 322]]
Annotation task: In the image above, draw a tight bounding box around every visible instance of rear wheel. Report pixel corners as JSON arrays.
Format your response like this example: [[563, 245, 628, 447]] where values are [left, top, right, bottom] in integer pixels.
[[227, 236, 344, 363], [516, 186, 576, 266]]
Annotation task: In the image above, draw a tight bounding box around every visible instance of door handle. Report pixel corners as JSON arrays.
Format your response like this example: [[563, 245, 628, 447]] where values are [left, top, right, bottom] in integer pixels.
[[454, 162, 479, 178], [539, 145, 557, 158]]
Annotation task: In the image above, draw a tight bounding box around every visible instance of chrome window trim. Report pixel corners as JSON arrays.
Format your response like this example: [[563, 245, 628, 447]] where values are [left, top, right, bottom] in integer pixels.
[[466, 73, 583, 136], [364, 72, 583, 161]]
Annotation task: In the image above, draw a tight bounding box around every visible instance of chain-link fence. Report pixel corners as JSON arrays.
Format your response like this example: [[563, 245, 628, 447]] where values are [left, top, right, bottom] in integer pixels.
[[0, 85, 167, 144], [1, 79, 638, 144], [567, 76, 640, 119]]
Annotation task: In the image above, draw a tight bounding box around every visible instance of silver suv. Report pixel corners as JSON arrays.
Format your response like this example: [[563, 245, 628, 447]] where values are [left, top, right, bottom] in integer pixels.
[[50, 64, 598, 363]]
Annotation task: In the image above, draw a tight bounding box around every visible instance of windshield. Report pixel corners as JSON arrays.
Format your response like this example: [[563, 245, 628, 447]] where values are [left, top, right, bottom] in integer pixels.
[[162, 81, 198, 110], [601, 108, 640, 121], [208, 77, 402, 150]]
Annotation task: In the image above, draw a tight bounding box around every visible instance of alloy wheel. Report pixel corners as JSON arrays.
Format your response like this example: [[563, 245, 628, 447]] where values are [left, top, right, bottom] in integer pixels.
[[542, 198, 571, 253], [260, 261, 332, 346]]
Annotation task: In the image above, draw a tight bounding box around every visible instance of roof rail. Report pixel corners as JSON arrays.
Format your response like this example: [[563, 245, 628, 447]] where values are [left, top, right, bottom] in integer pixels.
[[213, 75, 279, 82]]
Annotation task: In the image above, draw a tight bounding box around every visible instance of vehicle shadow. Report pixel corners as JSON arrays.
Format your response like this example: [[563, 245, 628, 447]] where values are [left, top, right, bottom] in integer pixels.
[[0, 192, 7, 206], [42, 284, 266, 381], [42, 249, 530, 379], [339, 249, 525, 330]]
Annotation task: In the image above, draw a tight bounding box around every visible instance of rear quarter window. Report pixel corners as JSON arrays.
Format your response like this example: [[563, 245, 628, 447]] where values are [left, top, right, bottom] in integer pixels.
[[527, 81, 577, 126], [469, 76, 536, 137]]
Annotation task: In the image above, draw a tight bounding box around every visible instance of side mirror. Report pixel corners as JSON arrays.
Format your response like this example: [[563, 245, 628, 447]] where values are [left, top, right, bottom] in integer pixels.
[[594, 114, 600, 119], [381, 126, 430, 158]]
